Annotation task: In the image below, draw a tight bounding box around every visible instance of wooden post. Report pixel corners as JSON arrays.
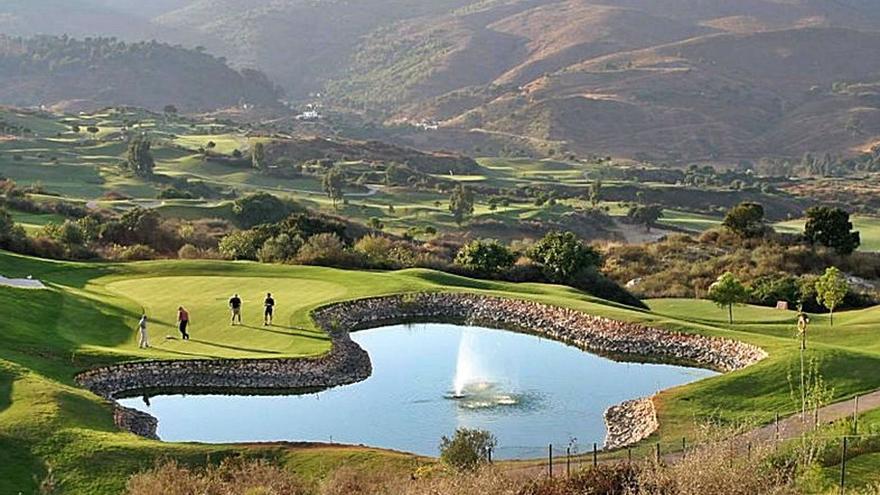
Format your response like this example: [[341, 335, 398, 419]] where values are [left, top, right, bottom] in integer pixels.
[[853, 396, 860, 434], [549, 444, 553, 478], [655, 443, 661, 464], [775, 412, 780, 440], [747, 441, 752, 460], [627, 446, 632, 464], [566, 447, 571, 477], [840, 437, 848, 495]]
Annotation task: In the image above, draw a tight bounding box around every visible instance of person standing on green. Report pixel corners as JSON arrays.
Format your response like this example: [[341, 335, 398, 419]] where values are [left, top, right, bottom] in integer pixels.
[[177, 306, 191, 340], [229, 293, 242, 325], [136, 315, 149, 349], [264, 292, 275, 326]]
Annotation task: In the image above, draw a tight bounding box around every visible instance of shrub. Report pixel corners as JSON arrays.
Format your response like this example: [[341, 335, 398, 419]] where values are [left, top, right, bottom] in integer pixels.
[[107, 244, 156, 261], [353, 234, 398, 268], [177, 244, 201, 259], [439, 428, 497, 472], [296, 233, 358, 267], [454, 240, 516, 275], [232, 193, 297, 228], [218, 230, 264, 260], [528, 231, 601, 283], [257, 233, 303, 263]]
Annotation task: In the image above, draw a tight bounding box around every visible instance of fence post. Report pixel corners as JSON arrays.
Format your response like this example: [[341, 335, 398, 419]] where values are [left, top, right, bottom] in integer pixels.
[[593, 442, 598, 467], [747, 441, 752, 460], [549, 444, 553, 478], [775, 412, 780, 440], [627, 446, 632, 464], [853, 396, 860, 434], [566, 447, 571, 477], [655, 443, 661, 464], [840, 437, 848, 495]]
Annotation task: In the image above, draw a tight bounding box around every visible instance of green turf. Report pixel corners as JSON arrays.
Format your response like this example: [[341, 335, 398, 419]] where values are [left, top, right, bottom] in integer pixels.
[[5, 249, 880, 492]]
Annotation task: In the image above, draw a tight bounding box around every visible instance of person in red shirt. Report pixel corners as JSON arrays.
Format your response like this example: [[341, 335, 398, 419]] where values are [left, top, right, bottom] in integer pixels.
[[177, 306, 191, 340]]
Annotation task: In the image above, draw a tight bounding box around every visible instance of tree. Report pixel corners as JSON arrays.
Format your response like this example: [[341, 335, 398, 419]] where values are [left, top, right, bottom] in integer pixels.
[[723, 202, 766, 238], [125, 136, 155, 177], [454, 240, 516, 275], [439, 428, 497, 471], [218, 230, 263, 260], [588, 179, 602, 207], [707, 272, 749, 324], [627, 205, 664, 232], [322, 167, 346, 210], [815, 266, 848, 326], [528, 231, 601, 283], [231, 193, 294, 228], [251, 142, 267, 171], [163, 104, 178, 116], [0, 207, 27, 251], [804, 206, 860, 255], [86, 126, 99, 137], [448, 184, 474, 226]]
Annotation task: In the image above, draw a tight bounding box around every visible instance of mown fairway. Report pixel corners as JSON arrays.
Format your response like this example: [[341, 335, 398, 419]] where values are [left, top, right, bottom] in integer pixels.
[[2, 250, 880, 492]]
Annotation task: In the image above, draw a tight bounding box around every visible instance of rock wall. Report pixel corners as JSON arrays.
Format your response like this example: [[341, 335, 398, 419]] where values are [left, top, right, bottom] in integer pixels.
[[313, 293, 767, 373], [76, 292, 767, 448], [603, 398, 659, 449]]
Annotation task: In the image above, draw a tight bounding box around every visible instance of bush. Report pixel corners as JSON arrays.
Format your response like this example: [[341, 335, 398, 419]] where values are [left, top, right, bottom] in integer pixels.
[[454, 240, 516, 276], [296, 233, 359, 267], [528, 231, 601, 283], [232, 193, 297, 228], [439, 428, 497, 472], [218, 230, 264, 260], [107, 244, 156, 261], [257, 233, 303, 263]]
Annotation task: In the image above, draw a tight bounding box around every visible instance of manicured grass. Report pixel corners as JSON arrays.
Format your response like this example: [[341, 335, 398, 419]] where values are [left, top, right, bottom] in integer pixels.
[[5, 250, 880, 491]]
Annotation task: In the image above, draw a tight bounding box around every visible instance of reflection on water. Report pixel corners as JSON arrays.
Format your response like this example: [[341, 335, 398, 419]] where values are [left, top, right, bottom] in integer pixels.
[[118, 323, 716, 459]]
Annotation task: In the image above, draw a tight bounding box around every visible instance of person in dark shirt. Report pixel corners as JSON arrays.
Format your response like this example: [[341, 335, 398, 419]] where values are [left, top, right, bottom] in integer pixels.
[[264, 293, 275, 326], [177, 306, 190, 340], [229, 293, 242, 325]]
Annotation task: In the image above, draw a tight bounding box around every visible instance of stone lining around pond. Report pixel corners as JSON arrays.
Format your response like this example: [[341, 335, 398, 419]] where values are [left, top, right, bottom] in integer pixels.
[[75, 292, 767, 449]]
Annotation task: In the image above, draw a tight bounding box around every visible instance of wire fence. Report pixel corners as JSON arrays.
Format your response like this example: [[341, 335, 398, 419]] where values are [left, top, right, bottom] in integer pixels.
[[523, 405, 880, 494]]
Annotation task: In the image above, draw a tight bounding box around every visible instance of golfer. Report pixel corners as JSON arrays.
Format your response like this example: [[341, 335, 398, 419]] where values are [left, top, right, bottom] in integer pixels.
[[137, 315, 149, 349], [229, 293, 242, 325], [177, 306, 190, 340], [264, 292, 275, 326]]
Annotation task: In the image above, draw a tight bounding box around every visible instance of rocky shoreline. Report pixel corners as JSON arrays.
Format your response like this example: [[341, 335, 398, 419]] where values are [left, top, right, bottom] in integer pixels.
[[603, 398, 659, 449], [75, 292, 767, 449]]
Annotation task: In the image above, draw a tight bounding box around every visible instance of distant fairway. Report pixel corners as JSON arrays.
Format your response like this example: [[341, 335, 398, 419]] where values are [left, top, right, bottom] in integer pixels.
[[775, 215, 880, 252]]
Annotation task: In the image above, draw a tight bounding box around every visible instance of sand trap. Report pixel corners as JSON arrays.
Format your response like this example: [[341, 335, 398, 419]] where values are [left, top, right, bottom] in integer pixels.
[[0, 275, 46, 289]]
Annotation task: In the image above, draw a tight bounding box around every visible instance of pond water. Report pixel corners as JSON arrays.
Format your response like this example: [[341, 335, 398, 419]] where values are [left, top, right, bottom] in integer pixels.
[[118, 323, 717, 459]]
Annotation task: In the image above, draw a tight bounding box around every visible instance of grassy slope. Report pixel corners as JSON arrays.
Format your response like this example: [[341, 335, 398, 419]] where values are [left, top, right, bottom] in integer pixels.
[[3, 251, 880, 491]]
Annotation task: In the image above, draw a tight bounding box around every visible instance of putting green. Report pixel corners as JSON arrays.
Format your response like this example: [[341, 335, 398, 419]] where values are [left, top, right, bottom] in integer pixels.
[[105, 276, 348, 358]]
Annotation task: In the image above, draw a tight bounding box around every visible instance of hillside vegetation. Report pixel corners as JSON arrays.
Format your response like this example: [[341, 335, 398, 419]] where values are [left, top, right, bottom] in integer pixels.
[[0, 36, 282, 112]]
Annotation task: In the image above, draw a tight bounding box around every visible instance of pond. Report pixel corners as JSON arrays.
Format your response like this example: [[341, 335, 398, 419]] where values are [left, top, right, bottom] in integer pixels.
[[117, 323, 717, 459]]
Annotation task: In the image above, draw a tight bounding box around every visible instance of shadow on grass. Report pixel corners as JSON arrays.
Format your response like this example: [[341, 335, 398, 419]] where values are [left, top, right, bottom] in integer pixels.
[[186, 339, 282, 355], [240, 324, 329, 342]]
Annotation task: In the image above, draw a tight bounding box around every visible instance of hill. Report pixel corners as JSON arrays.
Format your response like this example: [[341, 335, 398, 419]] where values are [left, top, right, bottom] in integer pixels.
[[6, 1, 880, 160], [0, 35, 283, 112]]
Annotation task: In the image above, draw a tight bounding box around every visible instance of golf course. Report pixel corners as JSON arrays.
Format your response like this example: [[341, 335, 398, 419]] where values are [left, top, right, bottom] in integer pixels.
[[2, 248, 880, 493]]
